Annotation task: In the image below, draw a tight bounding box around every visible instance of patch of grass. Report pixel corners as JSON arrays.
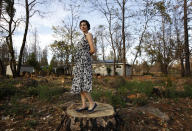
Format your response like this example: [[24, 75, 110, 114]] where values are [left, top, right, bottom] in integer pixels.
[[165, 77, 173, 87], [115, 81, 153, 106], [163, 87, 179, 98], [156, 78, 192, 98], [0, 103, 31, 116], [109, 76, 126, 88], [153, 77, 174, 87], [116, 86, 129, 97], [92, 80, 154, 106], [121, 81, 154, 97], [103, 77, 109, 83], [0, 78, 67, 102], [131, 97, 148, 106], [25, 120, 38, 128], [27, 87, 38, 96], [0, 87, 17, 99], [91, 88, 126, 108], [184, 84, 192, 98], [37, 85, 67, 100], [25, 84, 68, 100], [110, 95, 126, 107], [0, 79, 28, 99], [0, 79, 19, 99], [91, 88, 104, 101], [0, 79, 18, 88]]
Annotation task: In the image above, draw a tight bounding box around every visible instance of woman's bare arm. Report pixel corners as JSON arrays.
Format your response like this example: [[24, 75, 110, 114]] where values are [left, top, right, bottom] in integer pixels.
[[86, 33, 95, 55]]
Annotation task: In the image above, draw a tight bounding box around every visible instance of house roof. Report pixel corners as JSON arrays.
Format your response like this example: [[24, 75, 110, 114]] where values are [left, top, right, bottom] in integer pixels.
[[21, 65, 34, 67], [7, 64, 34, 68], [93, 60, 131, 66]]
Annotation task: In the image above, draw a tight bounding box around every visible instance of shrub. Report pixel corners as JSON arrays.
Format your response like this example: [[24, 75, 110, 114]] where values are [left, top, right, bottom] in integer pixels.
[[109, 76, 126, 89], [184, 85, 192, 98], [0, 87, 17, 99]]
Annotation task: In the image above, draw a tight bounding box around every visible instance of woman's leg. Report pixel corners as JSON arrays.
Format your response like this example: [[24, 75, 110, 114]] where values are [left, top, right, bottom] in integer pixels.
[[82, 91, 95, 109], [80, 92, 87, 108]]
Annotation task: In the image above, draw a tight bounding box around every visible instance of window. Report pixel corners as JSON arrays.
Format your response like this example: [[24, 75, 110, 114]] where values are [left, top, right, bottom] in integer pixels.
[[116, 65, 121, 68]]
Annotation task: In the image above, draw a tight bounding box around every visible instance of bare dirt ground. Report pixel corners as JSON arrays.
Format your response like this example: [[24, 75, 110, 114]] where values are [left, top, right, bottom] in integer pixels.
[[0, 75, 192, 131]]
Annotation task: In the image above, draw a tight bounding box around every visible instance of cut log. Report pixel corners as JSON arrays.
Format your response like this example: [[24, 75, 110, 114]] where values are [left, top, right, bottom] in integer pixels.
[[58, 102, 117, 131]]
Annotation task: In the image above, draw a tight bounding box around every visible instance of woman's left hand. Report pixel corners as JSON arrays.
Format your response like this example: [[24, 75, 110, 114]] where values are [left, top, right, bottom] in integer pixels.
[[89, 49, 95, 55]]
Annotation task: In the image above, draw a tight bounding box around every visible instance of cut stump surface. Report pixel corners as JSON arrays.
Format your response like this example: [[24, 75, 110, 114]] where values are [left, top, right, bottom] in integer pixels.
[[67, 102, 114, 118], [58, 102, 117, 131]]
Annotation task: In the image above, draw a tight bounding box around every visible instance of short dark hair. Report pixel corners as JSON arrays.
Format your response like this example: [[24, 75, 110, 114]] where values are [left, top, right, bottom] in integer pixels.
[[79, 20, 90, 30]]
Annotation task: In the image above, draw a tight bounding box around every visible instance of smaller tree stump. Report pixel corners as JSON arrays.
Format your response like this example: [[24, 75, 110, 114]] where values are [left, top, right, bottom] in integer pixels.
[[58, 102, 116, 131]]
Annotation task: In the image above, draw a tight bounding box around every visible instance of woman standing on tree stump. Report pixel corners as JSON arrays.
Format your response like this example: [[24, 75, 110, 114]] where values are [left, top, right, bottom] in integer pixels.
[[71, 20, 97, 113]]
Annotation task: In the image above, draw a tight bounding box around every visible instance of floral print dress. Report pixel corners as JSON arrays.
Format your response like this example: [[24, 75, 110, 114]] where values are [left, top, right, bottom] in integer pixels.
[[71, 34, 92, 94]]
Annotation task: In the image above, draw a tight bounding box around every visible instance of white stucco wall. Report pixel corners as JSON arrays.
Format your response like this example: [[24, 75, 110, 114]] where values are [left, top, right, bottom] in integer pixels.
[[6, 65, 13, 76], [93, 64, 131, 76], [6, 65, 35, 76]]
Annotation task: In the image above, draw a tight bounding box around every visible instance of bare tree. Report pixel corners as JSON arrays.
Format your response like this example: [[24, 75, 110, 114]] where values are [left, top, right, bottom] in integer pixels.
[[116, 0, 127, 77], [89, 0, 118, 76], [52, 2, 80, 67], [22, 44, 29, 64], [0, 0, 7, 20], [173, 4, 185, 76], [113, 23, 122, 63], [131, 0, 154, 76], [0, 0, 2, 19], [17, 0, 45, 76], [0, 41, 9, 75], [30, 28, 40, 62], [1, 0, 18, 77], [50, 40, 73, 66], [40, 46, 48, 66], [94, 25, 106, 61], [0, 0, 46, 77], [183, 0, 191, 76]]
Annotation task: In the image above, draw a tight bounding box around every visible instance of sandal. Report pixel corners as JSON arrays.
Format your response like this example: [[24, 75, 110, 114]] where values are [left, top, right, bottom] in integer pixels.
[[75, 106, 88, 112], [87, 103, 97, 113]]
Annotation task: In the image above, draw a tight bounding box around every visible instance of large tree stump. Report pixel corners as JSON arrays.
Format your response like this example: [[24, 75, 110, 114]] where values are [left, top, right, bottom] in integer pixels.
[[58, 102, 117, 131]]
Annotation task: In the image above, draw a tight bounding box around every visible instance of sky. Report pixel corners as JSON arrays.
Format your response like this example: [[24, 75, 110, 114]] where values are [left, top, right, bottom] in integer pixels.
[[13, 0, 110, 64], [3, 0, 190, 66], [11, 0, 159, 65]]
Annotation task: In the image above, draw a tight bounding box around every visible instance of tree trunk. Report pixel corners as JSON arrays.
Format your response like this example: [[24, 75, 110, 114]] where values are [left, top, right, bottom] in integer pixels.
[[0, 59, 5, 75], [108, 10, 116, 76], [178, 40, 185, 77], [180, 55, 185, 77], [175, 10, 185, 77], [122, 0, 126, 77], [6, 1, 17, 77], [102, 37, 105, 61], [184, 0, 191, 76], [92, 37, 98, 61], [57, 102, 117, 131], [113, 48, 116, 76], [0, 0, 2, 19], [160, 63, 168, 75], [17, 0, 29, 76], [131, 22, 148, 76]]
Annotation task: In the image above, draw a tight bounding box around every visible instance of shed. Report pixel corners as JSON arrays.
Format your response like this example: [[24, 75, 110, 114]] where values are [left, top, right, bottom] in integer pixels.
[[92, 60, 132, 76], [6, 65, 35, 76]]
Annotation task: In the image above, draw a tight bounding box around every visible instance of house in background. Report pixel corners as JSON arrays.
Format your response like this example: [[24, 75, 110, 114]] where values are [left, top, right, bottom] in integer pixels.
[[52, 65, 72, 75], [6, 65, 35, 76], [92, 60, 132, 76]]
